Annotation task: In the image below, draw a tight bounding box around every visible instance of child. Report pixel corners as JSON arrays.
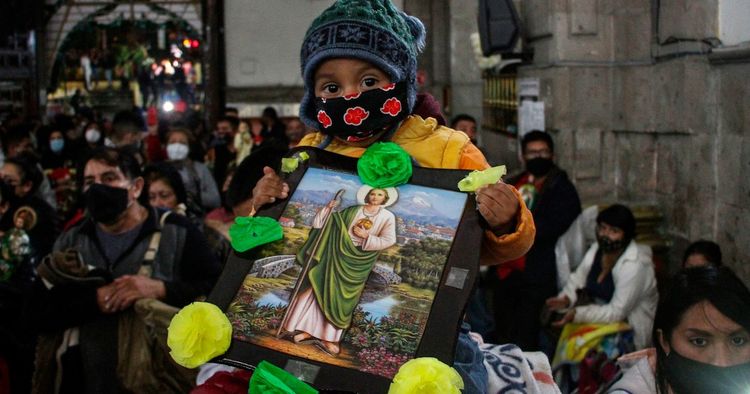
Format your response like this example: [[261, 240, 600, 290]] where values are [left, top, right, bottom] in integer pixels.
[[247, 0, 537, 392], [252, 0, 534, 264]]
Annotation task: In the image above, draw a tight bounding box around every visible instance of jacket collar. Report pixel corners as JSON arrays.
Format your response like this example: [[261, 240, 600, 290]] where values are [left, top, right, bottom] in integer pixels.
[[79, 205, 163, 269], [597, 239, 643, 268]]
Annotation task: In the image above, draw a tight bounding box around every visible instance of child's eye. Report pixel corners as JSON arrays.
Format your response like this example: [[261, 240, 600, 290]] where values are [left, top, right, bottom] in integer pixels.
[[362, 78, 378, 88], [323, 84, 339, 94], [689, 337, 708, 347]]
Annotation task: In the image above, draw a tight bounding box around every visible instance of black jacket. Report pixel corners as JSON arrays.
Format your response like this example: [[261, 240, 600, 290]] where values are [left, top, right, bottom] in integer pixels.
[[30, 206, 221, 393], [508, 166, 581, 290]]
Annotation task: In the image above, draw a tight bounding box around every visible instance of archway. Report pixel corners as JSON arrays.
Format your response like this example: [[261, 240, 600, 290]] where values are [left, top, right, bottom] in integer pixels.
[[45, 0, 203, 112]]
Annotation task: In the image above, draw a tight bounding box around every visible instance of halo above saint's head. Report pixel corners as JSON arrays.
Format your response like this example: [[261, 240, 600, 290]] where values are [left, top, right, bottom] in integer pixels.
[[356, 185, 398, 208]]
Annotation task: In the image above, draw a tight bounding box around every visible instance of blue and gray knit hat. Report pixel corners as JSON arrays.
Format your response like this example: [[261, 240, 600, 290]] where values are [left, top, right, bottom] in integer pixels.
[[299, 0, 426, 129]]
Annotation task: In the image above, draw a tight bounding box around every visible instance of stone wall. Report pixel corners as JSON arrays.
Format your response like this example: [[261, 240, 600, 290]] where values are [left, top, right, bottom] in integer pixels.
[[219, 0, 750, 279], [506, 0, 750, 279]]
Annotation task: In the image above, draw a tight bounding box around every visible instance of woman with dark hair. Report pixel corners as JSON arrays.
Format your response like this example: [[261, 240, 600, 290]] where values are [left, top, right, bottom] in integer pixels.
[[164, 127, 221, 211], [144, 163, 231, 264], [82, 121, 104, 150], [38, 125, 73, 170], [546, 204, 658, 349], [682, 240, 722, 268], [609, 266, 750, 393], [0, 154, 60, 262], [143, 163, 189, 216], [261, 106, 287, 144]]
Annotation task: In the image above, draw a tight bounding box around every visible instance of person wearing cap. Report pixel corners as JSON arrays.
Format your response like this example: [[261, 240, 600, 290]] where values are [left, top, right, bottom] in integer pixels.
[[247, 1, 535, 392]]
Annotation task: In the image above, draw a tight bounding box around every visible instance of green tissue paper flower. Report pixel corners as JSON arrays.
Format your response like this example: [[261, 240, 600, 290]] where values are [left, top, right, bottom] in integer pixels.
[[457, 165, 507, 192], [357, 142, 412, 188], [228, 216, 283, 252], [281, 157, 300, 174], [248, 361, 318, 394], [281, 152, 311, 174]]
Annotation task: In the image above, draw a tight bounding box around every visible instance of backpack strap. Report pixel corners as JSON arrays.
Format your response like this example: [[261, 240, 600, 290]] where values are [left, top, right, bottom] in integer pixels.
[[139, 211, 171, 276]]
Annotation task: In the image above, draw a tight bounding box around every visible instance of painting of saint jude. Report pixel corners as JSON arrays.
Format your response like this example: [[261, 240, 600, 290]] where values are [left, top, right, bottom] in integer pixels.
[[226, 167, 467, 379]]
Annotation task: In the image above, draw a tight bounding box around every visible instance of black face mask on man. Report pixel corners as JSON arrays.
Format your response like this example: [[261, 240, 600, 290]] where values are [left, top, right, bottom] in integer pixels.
[[314, 81, 409, 143], [664, 349, 750, 394], [525, 157, 554, 177], [597, 235, 627, 253], [85, 183, 131, 224]]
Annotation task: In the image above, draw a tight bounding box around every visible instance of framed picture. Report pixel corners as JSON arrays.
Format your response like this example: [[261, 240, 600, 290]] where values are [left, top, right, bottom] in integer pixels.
[[208, 147, 482, 393]]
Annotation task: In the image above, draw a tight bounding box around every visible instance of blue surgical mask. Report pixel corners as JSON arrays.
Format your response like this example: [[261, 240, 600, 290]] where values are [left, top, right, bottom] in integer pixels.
[[50, 139, 65, 153]]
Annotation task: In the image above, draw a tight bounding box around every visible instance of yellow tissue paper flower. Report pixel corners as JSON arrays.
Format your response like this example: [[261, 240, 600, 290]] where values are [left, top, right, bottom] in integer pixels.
[[388, 357, 464, 394], [457, 165, 507, 192], [167, 302, 232, 369]]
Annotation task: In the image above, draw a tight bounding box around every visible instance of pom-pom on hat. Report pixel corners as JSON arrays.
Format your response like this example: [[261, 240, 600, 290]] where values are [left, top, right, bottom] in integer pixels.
[[299, 0, 426, 130]]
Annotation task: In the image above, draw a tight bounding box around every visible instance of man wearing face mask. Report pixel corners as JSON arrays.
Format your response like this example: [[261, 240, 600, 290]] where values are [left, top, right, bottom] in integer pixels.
[[491, 130, 581, 350], [30, 147, 221, 393], [206, 116, 239, 187]]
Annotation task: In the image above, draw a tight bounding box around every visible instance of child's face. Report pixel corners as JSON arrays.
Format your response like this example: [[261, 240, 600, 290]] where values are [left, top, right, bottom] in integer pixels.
[[314, 58, 392, 99]]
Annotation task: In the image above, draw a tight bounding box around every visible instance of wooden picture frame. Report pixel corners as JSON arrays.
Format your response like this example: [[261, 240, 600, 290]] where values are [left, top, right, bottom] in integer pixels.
[[208, 147, 482, 393]]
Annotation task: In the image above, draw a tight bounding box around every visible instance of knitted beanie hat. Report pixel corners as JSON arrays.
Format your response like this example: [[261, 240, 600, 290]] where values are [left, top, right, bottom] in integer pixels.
[[299, 0, 426, 129]]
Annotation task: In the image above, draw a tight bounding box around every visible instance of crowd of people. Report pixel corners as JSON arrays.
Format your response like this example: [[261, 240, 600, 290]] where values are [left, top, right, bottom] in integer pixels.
[[1, 0, 748, 393], [0, 104, 313, 392]]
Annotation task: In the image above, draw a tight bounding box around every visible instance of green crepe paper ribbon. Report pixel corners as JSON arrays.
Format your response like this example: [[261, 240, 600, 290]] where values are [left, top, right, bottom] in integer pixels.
[[457, 165, 507, 192], [248, 361, 318, 394], [281, 151, 311, 174], [357, 142, 412, 188], [228, 216, 283, 252]]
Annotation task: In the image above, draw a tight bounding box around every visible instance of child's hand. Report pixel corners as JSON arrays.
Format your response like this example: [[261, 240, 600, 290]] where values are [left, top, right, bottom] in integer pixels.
[[475, 182, 519, 235], [250, 167, 289, 212]]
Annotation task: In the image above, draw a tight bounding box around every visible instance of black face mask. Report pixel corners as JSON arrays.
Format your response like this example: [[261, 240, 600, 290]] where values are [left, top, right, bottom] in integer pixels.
[[664, 350, 750, 394], [525, 158, 553, 177], [85, 183, 130, 224], [597, 235, 627, 253], [314, 81, 409, 143]]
